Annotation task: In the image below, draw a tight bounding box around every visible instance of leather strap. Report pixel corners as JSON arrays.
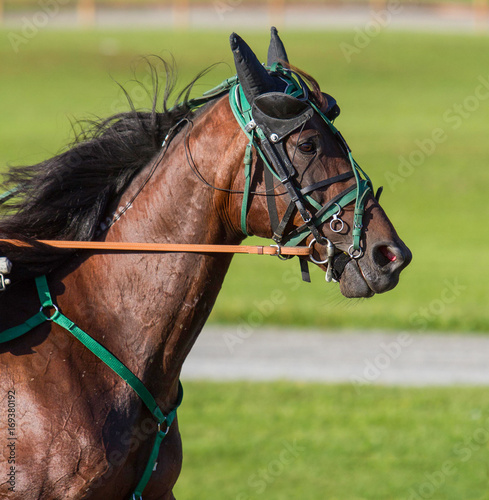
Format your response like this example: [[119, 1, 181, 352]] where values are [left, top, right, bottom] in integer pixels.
[[273, 200, 296, 244], [300, 171, 354, 197], [0, 239, 312, 257], [264, 159, 280, 236]]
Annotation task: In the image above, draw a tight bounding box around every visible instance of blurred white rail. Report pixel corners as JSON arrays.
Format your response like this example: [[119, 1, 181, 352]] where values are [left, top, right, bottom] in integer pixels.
[[0, 2, 488, 32], [182, 327, 489, 386]]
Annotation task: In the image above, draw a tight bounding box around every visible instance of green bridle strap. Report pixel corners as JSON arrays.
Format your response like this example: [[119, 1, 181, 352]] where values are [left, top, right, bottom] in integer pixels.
[[350, 154, 372, 254], [309, 101, 374, 253], [230, 85, 323, 235], [283, 187, 358, 247], [241, 141, 253, 236], [0, 275, 183, 499], [230, 85, 278, 236], [230, 69, 375, 254], [230, 85, 281, 182]]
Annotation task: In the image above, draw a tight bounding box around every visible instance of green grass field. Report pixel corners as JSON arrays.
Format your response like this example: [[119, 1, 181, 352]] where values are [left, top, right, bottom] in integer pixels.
[[1, 29, 488, 332], [174, 381, 489, 499]]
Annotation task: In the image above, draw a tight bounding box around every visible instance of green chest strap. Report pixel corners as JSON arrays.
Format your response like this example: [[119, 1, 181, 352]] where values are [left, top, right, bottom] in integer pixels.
[[0, 275, 183, 500]]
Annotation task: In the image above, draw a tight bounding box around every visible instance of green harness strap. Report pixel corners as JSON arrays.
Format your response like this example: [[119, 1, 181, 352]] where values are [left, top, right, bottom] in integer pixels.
[[0, 275, 183, 500]]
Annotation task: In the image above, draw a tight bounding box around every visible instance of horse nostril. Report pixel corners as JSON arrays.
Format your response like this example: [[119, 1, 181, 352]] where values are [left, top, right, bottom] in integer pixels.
[[372, 243, 403, 269], [379, 245, 397, 263], [372, 242, 412, 271]]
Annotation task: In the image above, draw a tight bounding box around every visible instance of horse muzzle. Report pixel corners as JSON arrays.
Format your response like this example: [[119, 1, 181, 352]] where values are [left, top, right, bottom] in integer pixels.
[[338, 239, 412, 298]]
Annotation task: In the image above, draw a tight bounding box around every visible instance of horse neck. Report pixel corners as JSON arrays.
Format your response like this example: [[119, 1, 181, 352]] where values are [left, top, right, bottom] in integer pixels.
[[57, 96, 247, 405]]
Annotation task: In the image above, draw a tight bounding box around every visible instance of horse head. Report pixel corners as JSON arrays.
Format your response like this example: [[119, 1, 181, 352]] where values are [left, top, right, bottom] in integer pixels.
[[229, 28, 412, 298]]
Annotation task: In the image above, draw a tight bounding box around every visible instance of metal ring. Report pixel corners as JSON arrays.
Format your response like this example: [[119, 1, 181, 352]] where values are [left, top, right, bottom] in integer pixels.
[[157, 422, 170, 436], [329, 204, 344, 233], [270, 245, 289, 261], [39, 304, 59, 321], [348, 245, 363, 259], [330, 218, 344, 233], [308, 238, 330, 265]]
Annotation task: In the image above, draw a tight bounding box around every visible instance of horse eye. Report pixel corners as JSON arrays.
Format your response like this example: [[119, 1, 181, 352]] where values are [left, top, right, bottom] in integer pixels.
[[298, 140, 316, 154]]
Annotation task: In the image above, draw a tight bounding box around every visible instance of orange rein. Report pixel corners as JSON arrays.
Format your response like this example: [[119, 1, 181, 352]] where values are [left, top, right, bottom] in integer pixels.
[[0, 239, 312, 257]]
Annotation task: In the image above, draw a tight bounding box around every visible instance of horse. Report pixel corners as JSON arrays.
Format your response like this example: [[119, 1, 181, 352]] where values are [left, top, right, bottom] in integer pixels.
[[0, 29, 411, 499]]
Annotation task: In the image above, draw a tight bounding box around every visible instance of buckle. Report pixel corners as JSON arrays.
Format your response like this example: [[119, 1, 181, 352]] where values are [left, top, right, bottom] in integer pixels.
[[0, 274, 10, 292], [0, 258, 12, 291], [0, 257, 12, 274], [270, 245, 290, 261], [244, 119, 256, 133]]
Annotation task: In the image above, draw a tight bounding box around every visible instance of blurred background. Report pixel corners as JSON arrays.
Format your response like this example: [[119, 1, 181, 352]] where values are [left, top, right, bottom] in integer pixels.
[[1, 1, 489, 498]]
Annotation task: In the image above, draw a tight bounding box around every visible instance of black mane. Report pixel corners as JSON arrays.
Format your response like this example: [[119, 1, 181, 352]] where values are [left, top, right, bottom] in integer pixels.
[[0, 59, 208, 283]]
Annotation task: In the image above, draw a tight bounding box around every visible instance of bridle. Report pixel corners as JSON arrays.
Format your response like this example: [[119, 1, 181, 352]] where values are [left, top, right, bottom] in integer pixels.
[[228, 63, 379, 282]]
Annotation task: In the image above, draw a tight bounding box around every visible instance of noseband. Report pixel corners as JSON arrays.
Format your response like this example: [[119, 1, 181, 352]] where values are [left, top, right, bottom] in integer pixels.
[[229, 64, 378, 282]]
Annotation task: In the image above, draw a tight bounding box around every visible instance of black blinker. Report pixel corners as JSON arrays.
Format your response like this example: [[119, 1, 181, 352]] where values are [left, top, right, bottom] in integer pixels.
[[252, 93, 313, 143]]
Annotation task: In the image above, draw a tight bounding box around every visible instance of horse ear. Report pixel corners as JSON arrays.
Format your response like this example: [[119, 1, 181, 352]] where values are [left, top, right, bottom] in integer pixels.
[[267, 26, 289, 66], [230, 32, 279, 104]]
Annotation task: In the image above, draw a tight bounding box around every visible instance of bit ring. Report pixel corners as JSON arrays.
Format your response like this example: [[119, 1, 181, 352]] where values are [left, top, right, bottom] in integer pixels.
[[308, 238, 331, 265]]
